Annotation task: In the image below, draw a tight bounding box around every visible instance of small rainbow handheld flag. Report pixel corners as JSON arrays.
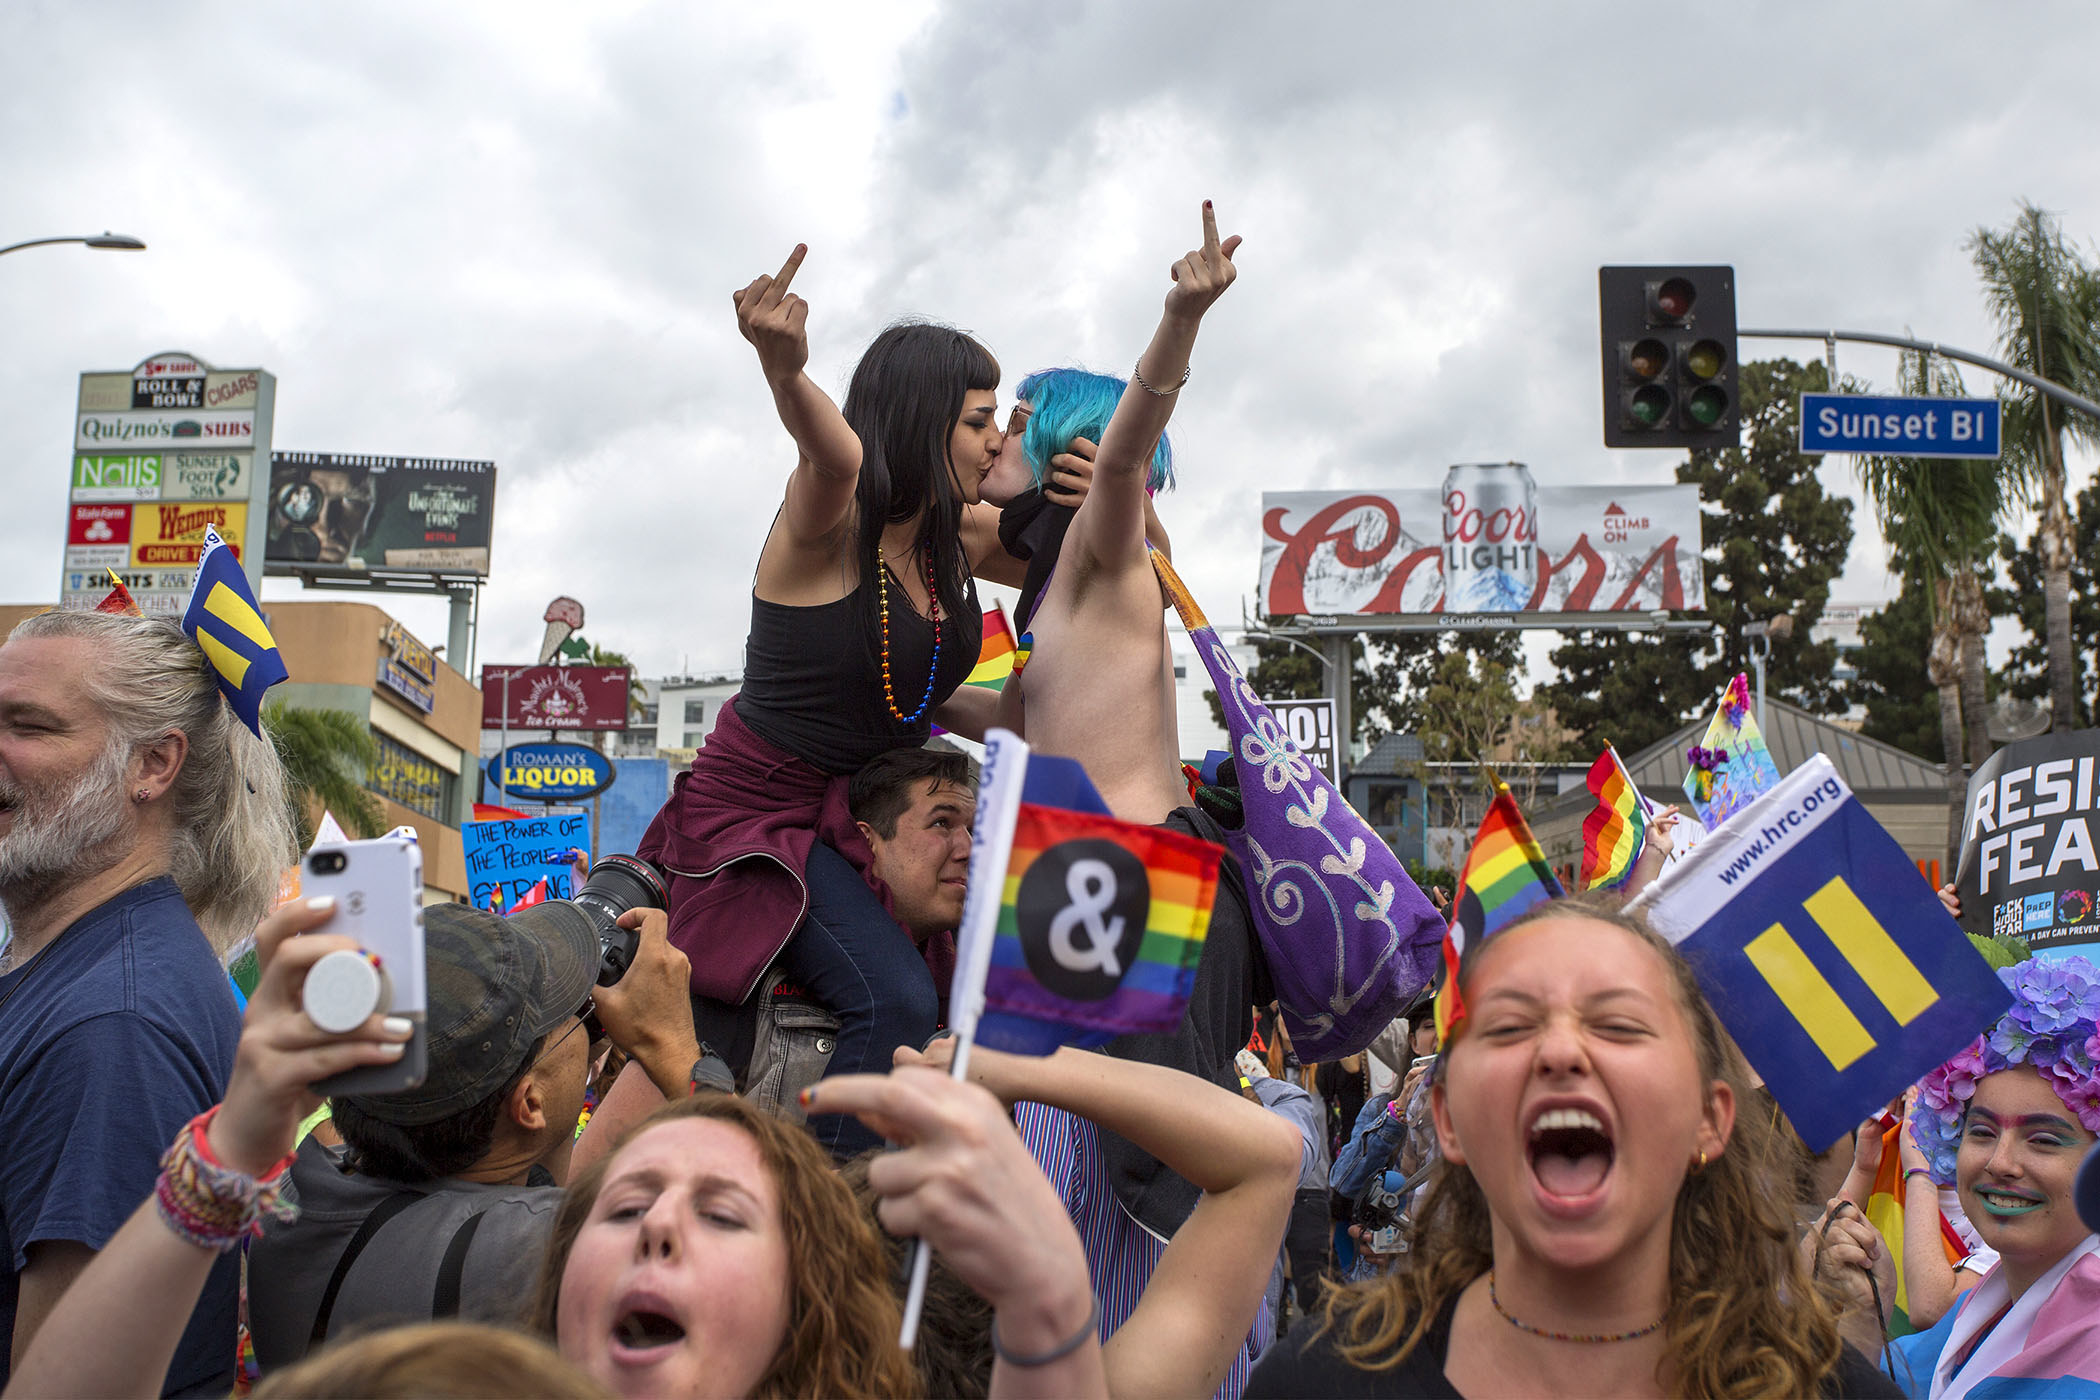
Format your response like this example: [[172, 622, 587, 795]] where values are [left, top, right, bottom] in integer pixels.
[[952, 731, 1224, 1056], [1433, 785, 1565, 1046], [181, 524, 288, 737], [1579, 744, 1648, 891], [95, 569, 144, 617], [965, 601, 1017, 692], [1863, 1119, 1965, 1336]]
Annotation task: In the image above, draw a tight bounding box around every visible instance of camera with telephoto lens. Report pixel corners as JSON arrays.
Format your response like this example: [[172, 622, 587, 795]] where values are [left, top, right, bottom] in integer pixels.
[[568, 854, 668, 986], [1355, 1167, 1410, 1255]]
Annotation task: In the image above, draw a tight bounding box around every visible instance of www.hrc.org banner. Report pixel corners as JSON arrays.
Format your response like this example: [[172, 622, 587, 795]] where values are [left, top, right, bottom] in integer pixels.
[[1631, 757, 2010, 1149]]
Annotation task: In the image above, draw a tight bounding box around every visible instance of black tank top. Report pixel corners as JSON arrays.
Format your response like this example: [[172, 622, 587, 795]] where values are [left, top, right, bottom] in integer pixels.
[[737, 569, 981, 775]]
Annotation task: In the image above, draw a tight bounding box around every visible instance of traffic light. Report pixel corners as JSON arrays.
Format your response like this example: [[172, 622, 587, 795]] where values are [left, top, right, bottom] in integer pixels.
[[1599, 266, 1739, 449]]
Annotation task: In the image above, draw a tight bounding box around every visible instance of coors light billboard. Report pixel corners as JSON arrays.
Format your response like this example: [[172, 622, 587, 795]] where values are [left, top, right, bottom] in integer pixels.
[[1259, 466, 1703, 620]]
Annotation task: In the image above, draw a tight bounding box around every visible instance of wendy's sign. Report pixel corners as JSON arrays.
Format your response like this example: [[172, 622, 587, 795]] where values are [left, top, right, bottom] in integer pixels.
[[1259, 482, 1703, 619]]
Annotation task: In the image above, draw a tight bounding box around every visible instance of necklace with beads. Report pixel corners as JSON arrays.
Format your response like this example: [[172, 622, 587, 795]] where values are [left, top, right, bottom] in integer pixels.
[[1487, 1272, 1666, 1344], [876, 541, 943, 725]]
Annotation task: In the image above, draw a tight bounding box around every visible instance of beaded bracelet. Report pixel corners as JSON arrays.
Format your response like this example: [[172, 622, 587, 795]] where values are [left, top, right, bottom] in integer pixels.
[[154, 1105, 299, 1252], [1904, 1167, 1935, 1186]]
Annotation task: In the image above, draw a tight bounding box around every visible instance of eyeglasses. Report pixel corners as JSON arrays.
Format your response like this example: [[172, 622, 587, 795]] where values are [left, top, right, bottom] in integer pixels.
[[1006, 404, 1032, 437]]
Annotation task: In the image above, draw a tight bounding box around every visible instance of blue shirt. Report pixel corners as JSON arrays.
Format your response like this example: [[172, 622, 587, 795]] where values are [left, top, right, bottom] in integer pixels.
[[0, 878, 242, 1397]]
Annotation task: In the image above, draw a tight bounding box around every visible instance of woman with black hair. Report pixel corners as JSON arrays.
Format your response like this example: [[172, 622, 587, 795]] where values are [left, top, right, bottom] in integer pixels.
[[636, 246, 1024, 1156]]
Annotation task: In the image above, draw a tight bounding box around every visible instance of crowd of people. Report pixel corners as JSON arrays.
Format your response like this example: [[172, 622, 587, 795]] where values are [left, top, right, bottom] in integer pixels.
[[2, 199, 2096, 1399]]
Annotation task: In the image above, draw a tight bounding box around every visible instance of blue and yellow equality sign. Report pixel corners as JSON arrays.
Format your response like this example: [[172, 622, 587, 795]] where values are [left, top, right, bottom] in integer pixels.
[[1632, 755, 2011, 1149]]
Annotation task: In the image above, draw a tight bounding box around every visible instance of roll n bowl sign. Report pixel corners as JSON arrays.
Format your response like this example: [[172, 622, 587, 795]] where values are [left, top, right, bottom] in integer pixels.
[[495, 742, 615, 801]]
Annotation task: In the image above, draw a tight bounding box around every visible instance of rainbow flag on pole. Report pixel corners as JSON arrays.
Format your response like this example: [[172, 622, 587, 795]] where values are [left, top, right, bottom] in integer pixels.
[[950, 731, 1224, 1056], [966, 601, 1018, 692], [1433, 786, 1565, 1046], [1863, 1120, 1965, 1336], [1579, 744, 1649, 891]]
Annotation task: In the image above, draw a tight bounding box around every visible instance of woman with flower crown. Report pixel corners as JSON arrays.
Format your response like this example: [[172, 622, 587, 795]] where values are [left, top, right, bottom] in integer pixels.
[[1882, 955, 2100, 1398]]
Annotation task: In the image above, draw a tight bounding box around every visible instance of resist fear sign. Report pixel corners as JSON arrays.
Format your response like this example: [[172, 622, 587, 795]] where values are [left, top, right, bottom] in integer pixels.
[[1954, 730, 2100, 960]]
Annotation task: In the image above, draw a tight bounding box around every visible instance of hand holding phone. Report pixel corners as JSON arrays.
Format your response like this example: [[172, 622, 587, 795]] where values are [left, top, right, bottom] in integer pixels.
[[299, 836, 428, 1096]]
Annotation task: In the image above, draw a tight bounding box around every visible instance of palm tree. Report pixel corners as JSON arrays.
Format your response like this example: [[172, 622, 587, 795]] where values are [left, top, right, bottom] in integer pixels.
[[1968, 201, 2100, 732], [1856, 349, 2007, 866], [264, 701, 385, 846]]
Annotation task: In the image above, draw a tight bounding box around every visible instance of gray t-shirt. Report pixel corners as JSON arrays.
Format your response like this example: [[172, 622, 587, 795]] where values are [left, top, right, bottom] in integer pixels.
[[247, 1135, 562, 1372]]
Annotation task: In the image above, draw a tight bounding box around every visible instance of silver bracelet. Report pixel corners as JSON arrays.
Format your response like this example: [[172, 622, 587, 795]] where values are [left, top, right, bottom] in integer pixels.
[[1132, 358, 1189, 397], [990, 1294, 1100, 1367]]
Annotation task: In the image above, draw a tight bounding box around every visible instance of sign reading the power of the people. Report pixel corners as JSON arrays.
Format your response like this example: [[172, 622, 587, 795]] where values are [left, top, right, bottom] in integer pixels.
[[1798, 393, 2001, 459], [461, 811, 591, 910], [1953, 730, 2100, 961], [492, 742, 615, 801]]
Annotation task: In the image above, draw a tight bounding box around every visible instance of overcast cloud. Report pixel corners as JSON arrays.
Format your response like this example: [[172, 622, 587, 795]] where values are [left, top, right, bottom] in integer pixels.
[[5, 1, 2097, 689]]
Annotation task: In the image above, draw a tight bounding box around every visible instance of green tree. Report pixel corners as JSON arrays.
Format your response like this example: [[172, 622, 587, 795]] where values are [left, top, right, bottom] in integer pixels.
[[1968, 200, 2100, 731], [1994, 477, 2100, 729], [264, 701, 384, 847], [1409, 647, 1573, 811], [1846, 580, 1945, 763], [1545, 358, 1856, 754], [1852, 346, 2008, 868]]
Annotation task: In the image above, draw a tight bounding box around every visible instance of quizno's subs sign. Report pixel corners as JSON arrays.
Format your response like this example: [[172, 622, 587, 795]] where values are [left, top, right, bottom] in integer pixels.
[[1953, 729, 2100, 961]]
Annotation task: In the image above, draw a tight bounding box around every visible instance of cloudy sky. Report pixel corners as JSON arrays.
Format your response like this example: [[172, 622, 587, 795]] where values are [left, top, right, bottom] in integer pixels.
[[5, 1, 2097, 690]]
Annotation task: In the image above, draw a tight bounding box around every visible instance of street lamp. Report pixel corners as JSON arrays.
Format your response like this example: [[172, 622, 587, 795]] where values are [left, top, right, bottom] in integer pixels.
[[1743, 613, 1795, 724], [0, 232, 147, 258]]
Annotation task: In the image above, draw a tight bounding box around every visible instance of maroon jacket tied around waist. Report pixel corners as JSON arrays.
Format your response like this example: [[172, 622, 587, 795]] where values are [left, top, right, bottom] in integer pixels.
[[636, 696, 901, 1005]]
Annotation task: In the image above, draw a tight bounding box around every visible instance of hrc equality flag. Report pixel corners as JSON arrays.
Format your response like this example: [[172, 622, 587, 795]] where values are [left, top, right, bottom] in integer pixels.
[[949, 730, 1224, 1056], [1434, 786, 1565, 1045], [1634, 756, 2011, 1149], [966, 601, 1018, 692], [1580, 745, 1648, 891], [181, 524, 288, 737]]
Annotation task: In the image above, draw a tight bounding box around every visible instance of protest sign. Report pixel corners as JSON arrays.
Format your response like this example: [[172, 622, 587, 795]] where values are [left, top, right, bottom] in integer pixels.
[[1953, 729, 2100, 961], [1634, 756, 2010, 1149], [461, 811, 590, 912]]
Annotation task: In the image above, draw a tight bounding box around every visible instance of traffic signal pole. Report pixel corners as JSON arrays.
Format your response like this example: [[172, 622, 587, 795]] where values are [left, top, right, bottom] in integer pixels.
[[1741, 326, 2100, 424]]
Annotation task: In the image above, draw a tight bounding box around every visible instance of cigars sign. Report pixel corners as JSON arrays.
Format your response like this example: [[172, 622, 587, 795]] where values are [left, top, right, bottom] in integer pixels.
[[1259, 474, 1704, 619]]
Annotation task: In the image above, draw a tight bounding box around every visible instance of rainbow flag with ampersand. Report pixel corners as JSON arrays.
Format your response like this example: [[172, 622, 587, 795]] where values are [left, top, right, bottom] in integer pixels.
[[972, 750, 1223, 1055], [1434, 786, 1565, 1046], [1580, 744, 1648, 891]]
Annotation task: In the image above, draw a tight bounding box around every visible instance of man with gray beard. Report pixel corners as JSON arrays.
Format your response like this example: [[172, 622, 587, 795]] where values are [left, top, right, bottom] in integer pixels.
[[0, 610, 294, 1397]]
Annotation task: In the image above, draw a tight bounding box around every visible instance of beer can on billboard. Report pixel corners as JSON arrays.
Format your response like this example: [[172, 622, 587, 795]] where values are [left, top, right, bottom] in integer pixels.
[[1441, 462, 1539, 612]]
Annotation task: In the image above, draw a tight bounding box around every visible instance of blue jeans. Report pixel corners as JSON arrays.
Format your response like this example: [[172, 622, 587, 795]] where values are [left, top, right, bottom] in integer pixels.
[[783, 843, 938, 1157]]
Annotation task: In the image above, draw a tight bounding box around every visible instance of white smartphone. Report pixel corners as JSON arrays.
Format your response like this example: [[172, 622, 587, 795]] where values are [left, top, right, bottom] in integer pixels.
[[302, 835, 428, 1096]]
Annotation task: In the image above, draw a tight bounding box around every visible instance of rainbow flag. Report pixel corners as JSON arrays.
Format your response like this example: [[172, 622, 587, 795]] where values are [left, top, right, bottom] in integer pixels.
[[1433, 786, 1565, 1046], [966, 601, 1017, 692], [1579, 745, 1648, 891], [1863, 1120, 1965, 1337], [95, 569, 144, 617], [956, 737, 1224, 1056]]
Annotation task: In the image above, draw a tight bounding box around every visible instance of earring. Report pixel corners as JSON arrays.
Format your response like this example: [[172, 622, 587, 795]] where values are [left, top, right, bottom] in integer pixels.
[[1693, 1149, 1709, 1173], [135, 789, 149, 803]]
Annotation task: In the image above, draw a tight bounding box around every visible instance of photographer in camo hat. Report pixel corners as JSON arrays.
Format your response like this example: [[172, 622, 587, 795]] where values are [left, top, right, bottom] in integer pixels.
[[247, 895, 701, 1371]]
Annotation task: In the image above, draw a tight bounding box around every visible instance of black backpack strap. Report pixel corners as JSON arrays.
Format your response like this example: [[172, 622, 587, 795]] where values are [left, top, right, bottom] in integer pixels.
[[309, 1191, 422, 1348], [431, 1210, 489, 1318]]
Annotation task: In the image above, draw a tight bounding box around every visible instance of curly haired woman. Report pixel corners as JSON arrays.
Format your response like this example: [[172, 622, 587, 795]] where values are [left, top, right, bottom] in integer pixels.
[[1246, 902, 1898, 1398]]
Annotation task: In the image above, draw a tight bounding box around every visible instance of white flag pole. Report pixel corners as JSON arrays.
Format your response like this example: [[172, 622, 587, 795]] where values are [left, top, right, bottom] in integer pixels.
[[897, 727, 1029, 1350]]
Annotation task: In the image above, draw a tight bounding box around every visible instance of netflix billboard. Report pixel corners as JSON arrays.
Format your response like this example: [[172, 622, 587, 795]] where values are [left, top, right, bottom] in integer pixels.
[[481, 664, 633, 732]]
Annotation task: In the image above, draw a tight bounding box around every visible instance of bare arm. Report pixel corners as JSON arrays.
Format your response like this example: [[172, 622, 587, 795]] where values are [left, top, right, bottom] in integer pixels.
[[1893, 1115, 1972, 1329], [924, 1041, 1299, 1400], [931, 683, 1003, 744], [7, 1241, 93, 1384], [733, 246, 865, 568], [1068, 204, 1239, 576]]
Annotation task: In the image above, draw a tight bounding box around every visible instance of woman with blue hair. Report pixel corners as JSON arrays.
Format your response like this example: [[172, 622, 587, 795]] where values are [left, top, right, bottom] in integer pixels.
[[988, 366, 1174, 641], [1882, 956, 2100, 1396]]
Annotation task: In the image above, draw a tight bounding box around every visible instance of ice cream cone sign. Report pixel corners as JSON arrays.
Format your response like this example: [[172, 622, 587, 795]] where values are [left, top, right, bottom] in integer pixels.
[[538, 596, 585, 665]]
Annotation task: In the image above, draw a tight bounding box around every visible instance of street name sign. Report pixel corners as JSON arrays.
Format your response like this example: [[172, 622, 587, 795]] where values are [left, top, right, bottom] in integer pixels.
[[1799, 392, 2000, 459]]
